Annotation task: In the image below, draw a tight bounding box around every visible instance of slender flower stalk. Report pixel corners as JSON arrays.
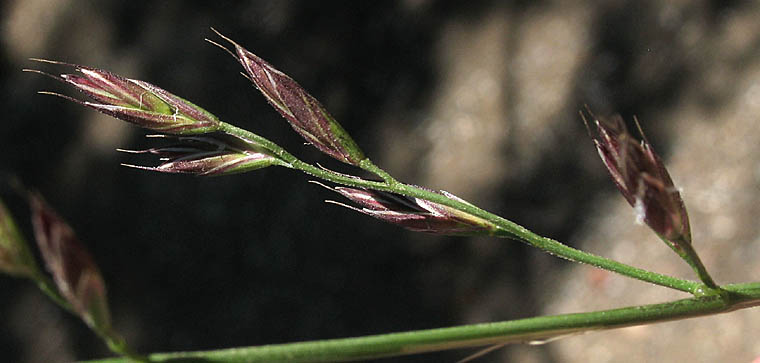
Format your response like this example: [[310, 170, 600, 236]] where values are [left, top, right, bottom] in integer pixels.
[[25, 60, 220, 134], [219, 121, 705, 295], [582, 109, 717, 288], [20, 31, 760, 363], [26, 52, 709, 293], [26, 53, 701, 294], [209, 30, 367, 166]]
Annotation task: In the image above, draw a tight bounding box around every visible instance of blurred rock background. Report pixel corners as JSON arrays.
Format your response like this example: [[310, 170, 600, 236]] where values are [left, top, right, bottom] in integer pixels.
[[1, 1, 759, 362]]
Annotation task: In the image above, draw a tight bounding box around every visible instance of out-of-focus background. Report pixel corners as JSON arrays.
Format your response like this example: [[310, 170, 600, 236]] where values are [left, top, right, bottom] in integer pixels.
[[1, 1, 759, 362]]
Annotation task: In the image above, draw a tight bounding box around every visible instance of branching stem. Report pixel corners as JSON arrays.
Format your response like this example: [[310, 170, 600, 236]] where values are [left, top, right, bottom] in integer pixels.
[[219, 122, 705, 295]]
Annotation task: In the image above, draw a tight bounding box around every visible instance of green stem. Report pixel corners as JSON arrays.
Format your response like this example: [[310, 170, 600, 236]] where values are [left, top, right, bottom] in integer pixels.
[[29, 266, 145, 361], [83, 282, 760, 363], [665, 236, 717, 289], [688, 252, 717, 289], [97, 328, 147, 363], [28, 270, 75, 313], [358, 158, 399, 185], [501, 233, 703, 294], [219, 122, 702, 294]]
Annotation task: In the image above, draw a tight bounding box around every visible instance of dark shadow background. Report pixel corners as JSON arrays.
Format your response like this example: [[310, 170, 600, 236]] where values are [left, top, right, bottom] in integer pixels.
[[0, 1, 751, 362]]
